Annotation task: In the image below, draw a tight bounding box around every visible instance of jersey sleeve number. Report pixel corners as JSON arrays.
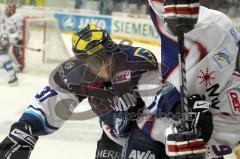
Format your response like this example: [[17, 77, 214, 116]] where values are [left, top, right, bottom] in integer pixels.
[[35, 86, 58, 102]]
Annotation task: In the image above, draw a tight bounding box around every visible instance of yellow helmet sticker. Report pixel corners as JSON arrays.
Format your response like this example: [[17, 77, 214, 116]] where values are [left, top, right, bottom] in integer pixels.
[[72, 24, 107, 55], [76, 31, 103, 51], [87, 44, 104, 55]]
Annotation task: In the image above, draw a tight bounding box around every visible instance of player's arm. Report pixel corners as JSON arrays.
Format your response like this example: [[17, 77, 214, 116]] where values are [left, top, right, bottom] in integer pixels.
[[148, 0, 165, 27], [138, 71, 213, 157], [0, 84, 84, 159], [0, 58, 88, 159], [111, 47, 159, 137], [138, 70, 180, 114]]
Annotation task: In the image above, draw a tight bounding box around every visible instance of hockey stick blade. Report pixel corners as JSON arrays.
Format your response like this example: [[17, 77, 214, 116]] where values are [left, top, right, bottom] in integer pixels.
[[12, 44, 42, 52]]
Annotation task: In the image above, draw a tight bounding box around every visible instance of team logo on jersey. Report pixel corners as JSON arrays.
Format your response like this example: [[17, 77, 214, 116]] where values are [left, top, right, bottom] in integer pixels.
[[128, 150, 156, 159], [212, 49, 233, 71], [197, 68, 215, 87], [134, 48, 157, 66], [112, 70, 131, 84], [227, 88, 240, 115]]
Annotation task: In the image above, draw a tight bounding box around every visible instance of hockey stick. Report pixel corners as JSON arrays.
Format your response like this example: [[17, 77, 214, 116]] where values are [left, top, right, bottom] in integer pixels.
[[12, 44, 42, 52], [176, 25, 188, 132], [120, 137, 129, 159]]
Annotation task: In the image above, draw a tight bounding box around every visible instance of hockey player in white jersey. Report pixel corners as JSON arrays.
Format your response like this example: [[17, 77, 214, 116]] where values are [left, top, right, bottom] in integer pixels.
[[141, 0, 240, 158], [0, 3, 21, 84]]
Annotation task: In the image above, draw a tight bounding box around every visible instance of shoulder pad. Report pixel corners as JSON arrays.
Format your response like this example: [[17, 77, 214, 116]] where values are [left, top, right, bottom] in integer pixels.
[[49, 57, 98, 94], [117, 45, 158, 67], [134, 47, 158, 67]]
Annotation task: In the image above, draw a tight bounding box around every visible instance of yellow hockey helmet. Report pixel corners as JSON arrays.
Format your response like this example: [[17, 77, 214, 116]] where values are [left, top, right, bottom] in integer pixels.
[[72, 24, 116, 56]]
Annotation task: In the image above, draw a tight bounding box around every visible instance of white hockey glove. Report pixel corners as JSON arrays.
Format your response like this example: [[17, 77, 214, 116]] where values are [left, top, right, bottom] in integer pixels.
[[0, 122, 38, 159], [0, 34, 9, 47], [163, 0, 200, 35]]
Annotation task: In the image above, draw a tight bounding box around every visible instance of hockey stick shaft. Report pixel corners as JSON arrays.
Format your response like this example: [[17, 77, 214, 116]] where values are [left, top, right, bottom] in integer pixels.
[[176, 26, 188, 132], [120, 137, 129, 159], [12, 44, 41, 52]]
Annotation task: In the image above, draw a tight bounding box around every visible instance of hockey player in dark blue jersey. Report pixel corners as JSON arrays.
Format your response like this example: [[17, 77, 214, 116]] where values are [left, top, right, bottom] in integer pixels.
[[0, 24, 207, 159], [0, 24, 165, 159]]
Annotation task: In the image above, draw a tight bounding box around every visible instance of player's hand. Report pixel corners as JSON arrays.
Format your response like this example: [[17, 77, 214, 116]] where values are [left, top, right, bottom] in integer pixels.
[[188, 94, 213, 143], [0, 33, 9, 47], [166, 128, 206, 158], [8, 33, 19, 45], [163, 0, 200, 34], [113, 111, 131, 138], [0, 122, 38, 159]]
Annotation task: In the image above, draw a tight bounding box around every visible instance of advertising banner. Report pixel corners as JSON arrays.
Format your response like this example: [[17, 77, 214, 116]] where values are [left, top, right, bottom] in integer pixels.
[[54, 13, 112, 33], [111, 16, 159, 41]]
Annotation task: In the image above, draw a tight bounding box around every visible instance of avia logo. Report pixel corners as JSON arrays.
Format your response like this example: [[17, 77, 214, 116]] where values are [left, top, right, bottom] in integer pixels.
[[197, 68, 215, 86], [128, 150, 156, 159], [112, 70, 131, 84]]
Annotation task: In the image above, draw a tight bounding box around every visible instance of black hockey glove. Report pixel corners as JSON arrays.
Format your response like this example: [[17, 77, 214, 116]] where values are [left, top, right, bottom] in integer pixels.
[[113, 111, 131, 138], [0, 122, 38, 159], [188, 94, 213, 143], [165, 94, 213, 158], [163, 0, 200, 35]]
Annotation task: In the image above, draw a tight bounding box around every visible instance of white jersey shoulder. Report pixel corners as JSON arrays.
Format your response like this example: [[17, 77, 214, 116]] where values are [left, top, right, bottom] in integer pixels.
[[150, 1, 239, 97]]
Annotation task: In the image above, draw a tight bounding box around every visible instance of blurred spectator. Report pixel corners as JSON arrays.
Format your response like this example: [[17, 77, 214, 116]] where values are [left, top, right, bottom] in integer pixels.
[[201, 0, 240, 17], [29, 0, 36, 5], [99, 0, 113, 15], [113, 0, 125, 12], [19, 0, 25, 5], [75, 0, 82, 9]]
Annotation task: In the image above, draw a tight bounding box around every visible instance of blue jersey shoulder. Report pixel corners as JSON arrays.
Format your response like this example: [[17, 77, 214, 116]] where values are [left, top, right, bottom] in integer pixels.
[[118, 44, 157, 66]]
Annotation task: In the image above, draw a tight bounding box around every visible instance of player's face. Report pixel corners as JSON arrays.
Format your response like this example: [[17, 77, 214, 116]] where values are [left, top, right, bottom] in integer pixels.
[[5, 6, 15, 17], [79, 54, 111, 81]]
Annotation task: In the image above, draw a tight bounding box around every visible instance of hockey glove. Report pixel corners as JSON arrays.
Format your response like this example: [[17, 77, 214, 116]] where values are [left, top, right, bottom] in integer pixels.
[[188, 94, 213, 143], [113, 111, 131, 138], [166, 128, 206, 158], [0, 33, 9, 47], [163, 0, 200, 35], [0, 122, 38, 159]]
